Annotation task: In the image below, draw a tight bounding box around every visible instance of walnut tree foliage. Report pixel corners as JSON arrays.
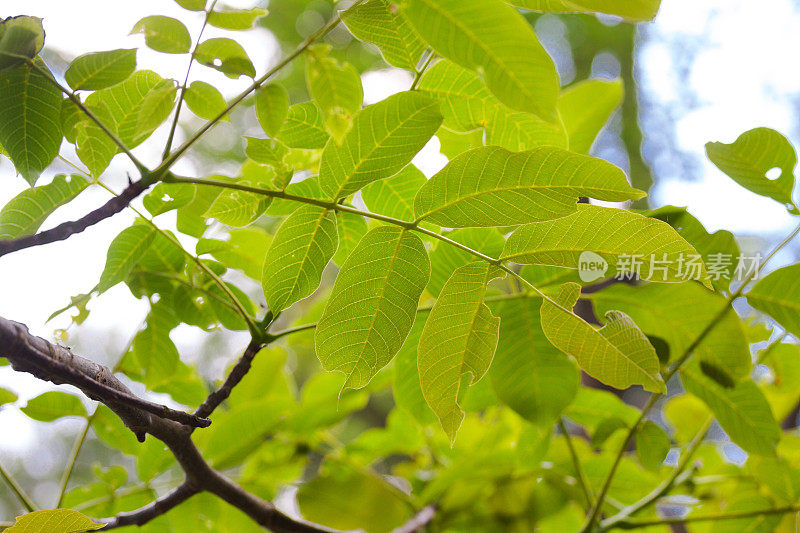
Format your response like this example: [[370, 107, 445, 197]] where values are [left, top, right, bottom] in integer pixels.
[[1, 1, 800, 532]]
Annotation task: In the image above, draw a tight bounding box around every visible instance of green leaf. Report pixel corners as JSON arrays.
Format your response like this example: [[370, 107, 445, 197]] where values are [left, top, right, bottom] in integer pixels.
[[635, 421, 670, 471], [682, 369, 780, 456], [0, 387, 17, 406], [417, 59, 567, 151], [5, 510, 105, 532], [747, 264, 800, 338], [0, 174, 89, 239], [502, 204, 711, 286], [0, 16, 45, 70], [130, 16, 191, 54], [278, 101, 329, 149], [404, 0, 559, 121], [428, 228, 505, 296], [132, 305, 179, 386], [21, 391, 87, 422], [196, 37, 255, 78], [86, 70, 173, 148], [343, 0, 426, 70], [541, 282, 666, 393], [332, 210, 367, 266], [143, 182, 195, 216], [414, 146, 644, 227], [418, 261, 503, 442], [0, 61, 62, 186], [98, 224, 156, 293], [208, 8, 268, 30], [297, 460, 413, 533], [489, 297, 580, 426], [174, 0, 205, 10], [75, 100, 117, 177], [245, 137, 287, 168], [591, 282, 752, 380], [315, 226, 430, 389], [706, 127, 798, 212], [65, 49, 136, 91], [510, 0, 661, 21], [558, 79, 623, 154], [255, 83, 289, 137], [262, 205, 338, 312], [566, 387, 639, 431], [204, 181, 270, 227], [361, 165, 426, 221], [197, 227, 269, 280], [184, 80, 228, 121], [306, 44, 363, 117], [319, 91, 442, 200]]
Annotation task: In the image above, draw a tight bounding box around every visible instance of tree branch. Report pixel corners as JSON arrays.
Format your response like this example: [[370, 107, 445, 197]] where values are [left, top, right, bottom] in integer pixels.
[[100, 482, 198, 530], [0, 317, 209, 432], [614, 505, 800, 529], [194, 339, 264, 420], [0, 178, 151, 258]]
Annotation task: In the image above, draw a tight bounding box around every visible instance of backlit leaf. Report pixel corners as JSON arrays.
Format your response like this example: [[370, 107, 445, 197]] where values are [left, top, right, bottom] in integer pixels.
[[319, 91, 442, 199], [98, 224, 156, 293], [427, 228, 505, 296], [333, 210, 367, 266], [65, 49, 136, 91], [130, 16, 191, 54], [706, 127, 798, 212], [747, 264, 800, 338], [75, 100, 117, 177], [184, 80, 228, 121], [21, 391, 87, 422], [315, 226, 430, 389], [0, 16, 44, 70], [278, 101, 329, 149], [305, 44, 363, 117], [343, 0, 426, 70], [635, 421, 670, 471], [558, 79, 623, 154], [262, 206, 337, 312], [208, 8, 267, 30], [418, 261, 503, 442], [404, 0, 559, 121], [0, 61, 62, 185], [361, 164, 426, 222], [510, 0, 662, 21], [255, 84, 289, 137], [502, 204, 710, 286], [5, 510, 105, 532], [414, 146, 644, 227], [0, 174, 89, 239], [196, 38, 255, 78], [540, 282, 666, 393]]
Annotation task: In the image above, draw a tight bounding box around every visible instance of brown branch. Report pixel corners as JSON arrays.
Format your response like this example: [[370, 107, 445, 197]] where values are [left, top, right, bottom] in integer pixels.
[[0, 317, 209, 432], [194, 339, 264, 420], [0, 178, 151, 258], [100, 483, 198, 529]]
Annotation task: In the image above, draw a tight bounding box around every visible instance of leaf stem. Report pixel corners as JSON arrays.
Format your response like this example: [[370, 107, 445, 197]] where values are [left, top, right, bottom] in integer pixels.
[[614, 505, 800, 529], [558, 418, 595, 509], [161, 0, 220, 159], [155, 0, 367, 174], [0, 460, 37, 512], [410, 51, 436, 91]]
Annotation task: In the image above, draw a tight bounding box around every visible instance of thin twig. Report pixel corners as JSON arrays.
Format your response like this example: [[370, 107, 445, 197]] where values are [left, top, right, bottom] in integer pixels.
[[194, 339, 264, 420], [100, 483, 198, 530], [614, 505, 800, 529], [558, 418, 594, 509], [0, 460, 37, 512], [409, 51, 435, 91]]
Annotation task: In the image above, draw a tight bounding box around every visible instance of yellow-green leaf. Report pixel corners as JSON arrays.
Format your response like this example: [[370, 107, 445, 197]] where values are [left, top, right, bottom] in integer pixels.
[[65, 49, 136, 91], [5, 509, 105, 532], [130, 16, 191, 54]]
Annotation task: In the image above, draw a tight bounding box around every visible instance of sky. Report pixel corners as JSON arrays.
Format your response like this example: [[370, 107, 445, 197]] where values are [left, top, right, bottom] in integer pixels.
[[0, 0, 799, 484]]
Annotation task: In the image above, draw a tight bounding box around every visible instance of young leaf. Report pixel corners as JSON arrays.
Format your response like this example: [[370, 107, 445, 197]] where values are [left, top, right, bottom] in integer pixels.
[[21, 391, 87, 422], [403, 0, 559, 121], [361, 165, 427, 221], [414, 146, 644, 227], [315, 226, 430, 389], [86, 70, 173, 148], [319, 91, 442, 200], [184, 80, 229, 121], [343, 0, 426, 70], [635, 421, 670, 471], [208, 8, 268, 30], [0, 174, 89, 239], [682, 369, 780, 456], [65, 49, 136, 91], [510, 0, 662, 22], [305, 44, 363, 117], [488, 297, 580, 427], [706, 127, 798, 212], [558, 79, 624, 154], [75, 100, 117, 177], [278, 101, 329, 149], [255, 84, 289, 137], [262, 206, 338, 312], [5, 510, 105, 533], [0, 61, 63, 186], [502, 204, 711, 286], [747, 264, 800, 338], [417, 59, 567, 151], [540, 283, 666, 393], [98, 224, 156, 293], [130, 16, 191, 54], [418, 261, 503, 442], [592, 282, 751, 380], [196, 38, 255, 78], [136, 80, 177, 133], [0, 16, 45, 70]]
